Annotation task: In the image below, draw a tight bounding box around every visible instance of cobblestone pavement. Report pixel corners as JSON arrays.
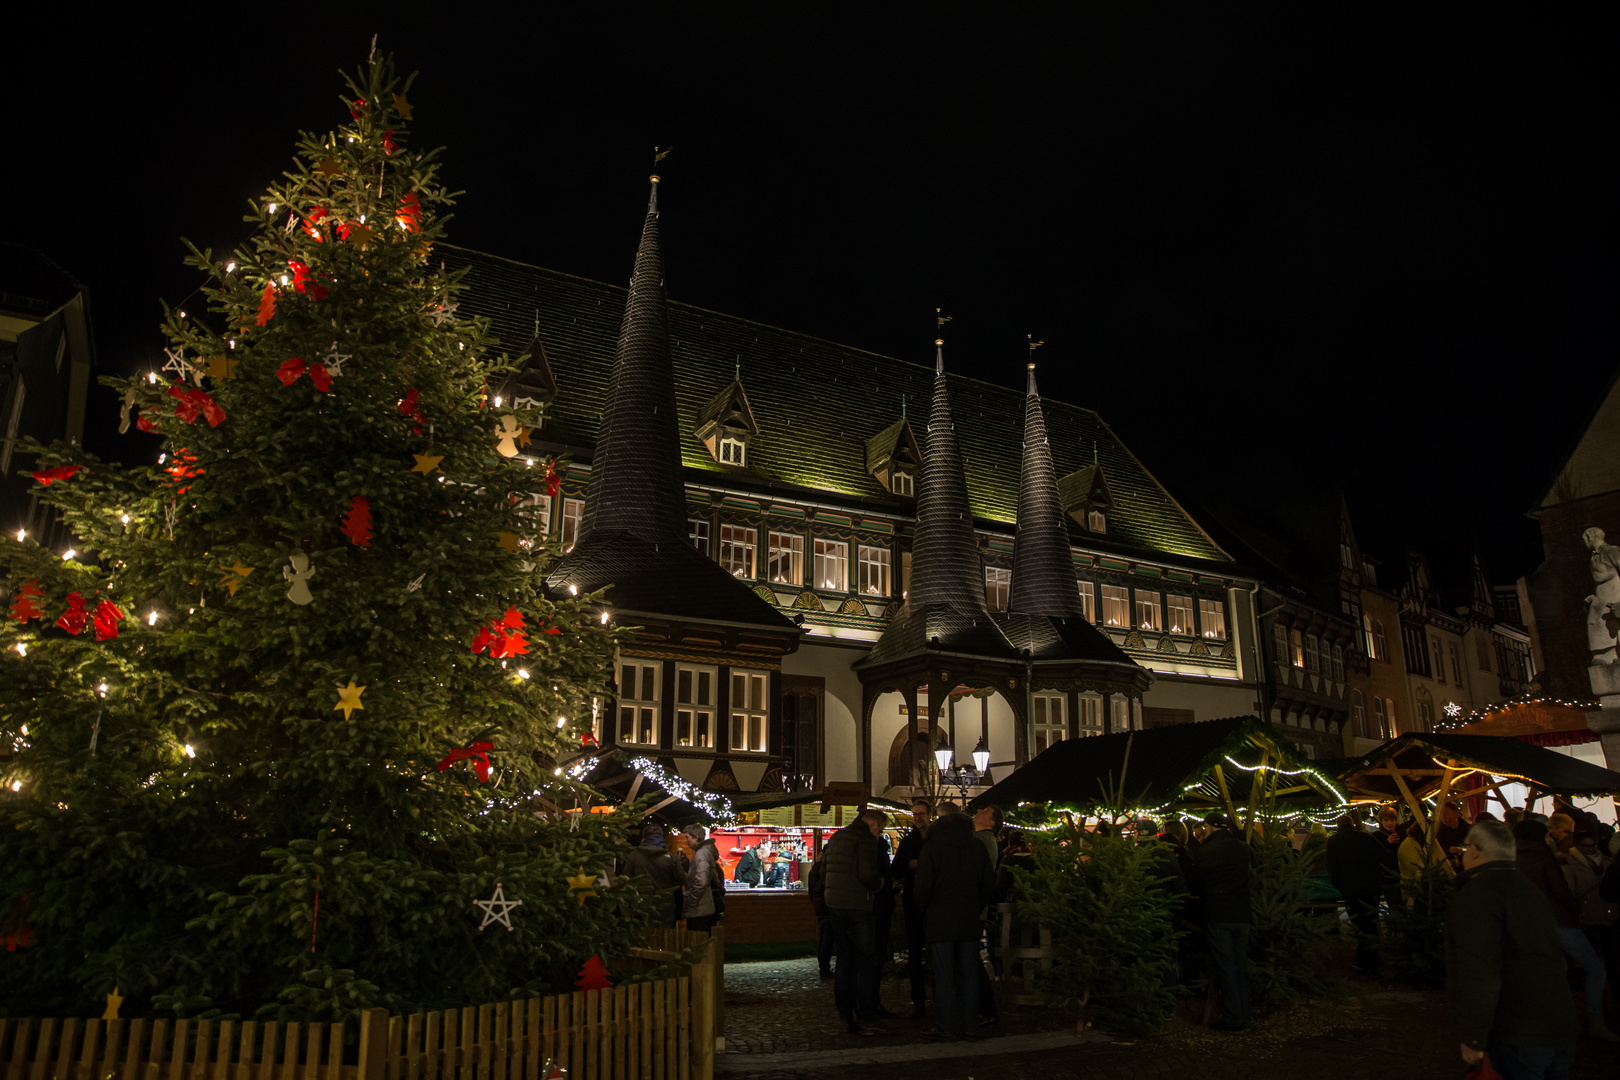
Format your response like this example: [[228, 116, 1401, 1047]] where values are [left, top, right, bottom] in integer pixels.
[[721, 956, 1620, 1079]]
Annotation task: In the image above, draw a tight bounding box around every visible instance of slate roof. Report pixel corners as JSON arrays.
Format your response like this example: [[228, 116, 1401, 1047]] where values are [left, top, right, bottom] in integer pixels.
[[1010, 366, 1084, 618], [1343, 732, 1620, 799], [909, 344, 988, 611], [994, 611, 1136, 665], [440, 248, 1230, 566], [971, 716, 1345, 812]]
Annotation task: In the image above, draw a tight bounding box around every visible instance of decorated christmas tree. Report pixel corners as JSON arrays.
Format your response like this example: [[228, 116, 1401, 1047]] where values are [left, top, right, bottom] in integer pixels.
[[0, 51, 663, 1021]]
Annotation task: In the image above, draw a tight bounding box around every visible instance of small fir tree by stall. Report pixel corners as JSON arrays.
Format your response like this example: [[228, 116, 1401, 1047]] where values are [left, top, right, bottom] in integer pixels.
[[0, 51, 663, 1021], [1243, 832, 1346, 1009], [1384, 861, 1455, 989]]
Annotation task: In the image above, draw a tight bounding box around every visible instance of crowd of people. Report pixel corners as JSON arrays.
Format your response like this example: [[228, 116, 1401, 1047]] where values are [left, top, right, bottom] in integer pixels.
[[613, 793, 1620, 1074]]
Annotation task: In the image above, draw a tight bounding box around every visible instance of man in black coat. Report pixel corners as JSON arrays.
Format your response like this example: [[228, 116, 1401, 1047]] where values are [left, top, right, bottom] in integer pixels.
[[913, 810, 996, 1042], [621, 823, 688, 928], [1446, 819, 1581, 1074], [822, 809, 891, 1033], [1326, 810, 1387, 976], [1192, 813, 1252, 1033], [892, 798, 932, 1018]]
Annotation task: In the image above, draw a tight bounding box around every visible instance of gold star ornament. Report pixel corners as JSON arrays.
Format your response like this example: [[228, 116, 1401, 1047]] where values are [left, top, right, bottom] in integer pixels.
[[206, 355, 239, 381], [495, 532, 521, 553], [411, 453, 444, 475], [103, 987, 123, 1021], [220, 559, 255, 596], [392, 94, 414, 121], [333, 680, 366, 720], [566, 867, 599, 907], [316, 157, 342, 177]]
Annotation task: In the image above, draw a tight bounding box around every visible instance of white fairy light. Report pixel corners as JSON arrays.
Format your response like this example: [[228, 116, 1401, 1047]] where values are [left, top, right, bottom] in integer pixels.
[[279, 275, 289, 286], [517, 668, 530, 679], [9, 781, 18, 792], [62, 549, 76, 561], [599, 611, 610, 624], [182, 744, 196, 758], [267, 203, 277, 213], [147, 611, 158, 626], [121, 514, 130, 524], [553, 767, 563, 776], [226, 262, 236, 272], [14, 643, 25, 657], [147, 371, 158, 383], [493, 396, 503, 407], [14, 529, 23, 542], [97, 683, 108, 697]]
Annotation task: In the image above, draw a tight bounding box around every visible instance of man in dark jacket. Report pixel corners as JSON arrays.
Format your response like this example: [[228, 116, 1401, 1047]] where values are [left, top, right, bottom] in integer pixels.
[[892, 799, 932, 1018], [1514, 819, 1615, 1040], [622, 823, 688, 928], [808, 848, 834, 979], [734, 844, 765, 887], [822, 809, 890, 1033], [1193, 813, 1252, 1033], [1326, 810, 1387, 976], [1447, 819, 1581, 1074], [914, 810, 996, 1041]]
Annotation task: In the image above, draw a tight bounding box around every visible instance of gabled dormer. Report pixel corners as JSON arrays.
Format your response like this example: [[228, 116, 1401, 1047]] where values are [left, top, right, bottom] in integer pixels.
[[864, 416, 922, 497], [1058, 464, 1114, 534], [492, 331, 559, 417], [694, 378, 759, 468]]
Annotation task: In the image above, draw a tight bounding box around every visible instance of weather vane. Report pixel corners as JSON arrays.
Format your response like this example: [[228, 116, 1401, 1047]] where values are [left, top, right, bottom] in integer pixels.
[[1028, 334, 1045, 355], [654, 145, 673, 164]]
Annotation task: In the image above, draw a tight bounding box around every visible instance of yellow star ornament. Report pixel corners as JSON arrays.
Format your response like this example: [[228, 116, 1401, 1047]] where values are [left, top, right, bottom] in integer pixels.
[[392, 93, 414, 121], [495, 532, 521, 553], [411, 454, 445, 475], [103, 987, 123, 1021], [316, 157, 342, 178], [206, 355, 239, 381], [334, 680, 366, 720], [220, 560, 255, 596], [566, 867, 598, 907]]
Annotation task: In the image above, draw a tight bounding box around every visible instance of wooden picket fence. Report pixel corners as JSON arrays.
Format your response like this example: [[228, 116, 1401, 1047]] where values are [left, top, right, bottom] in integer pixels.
[[0, 933, 718, 1080]]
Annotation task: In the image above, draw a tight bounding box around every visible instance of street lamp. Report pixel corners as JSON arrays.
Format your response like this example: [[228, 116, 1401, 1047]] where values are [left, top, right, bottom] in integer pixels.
[[934, 734, 992, 798]]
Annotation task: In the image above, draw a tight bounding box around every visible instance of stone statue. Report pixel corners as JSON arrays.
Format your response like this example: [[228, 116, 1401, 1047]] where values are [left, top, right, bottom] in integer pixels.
[[1583, 528, 1620, 661], [1583, 528, 1620, 706]]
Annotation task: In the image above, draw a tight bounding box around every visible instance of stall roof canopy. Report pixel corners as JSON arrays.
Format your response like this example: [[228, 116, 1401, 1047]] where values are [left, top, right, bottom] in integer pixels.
[[971, 716, 1345, 814], [1341, 732, 1620, 801]]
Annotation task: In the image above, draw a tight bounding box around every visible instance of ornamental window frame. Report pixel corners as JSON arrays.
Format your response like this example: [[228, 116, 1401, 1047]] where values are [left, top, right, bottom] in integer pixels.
[[1135, 589, 1162, 632], [720, 524, 756, 579], [1087, 509, 1107, 533], [1077, 694, 1103, 736], [767, 531, 805, 586], [1102, 585, 1130, 628], [1078, 580, 1096, 623], [858, 544, 891, 596], [730, 669, 770, 754], [617, 660, 661, 748], [1167, 594, 1195, 635], [1033, 693, 1066, 755], [560, 497, 584, 552], [718, 436, 746, 466], [674, 664, 716, 749], [890, 469, 914, 497], [1199, 597, 1227, 639], [985, 566, 1011, 611], [813, 538, 848, 591]]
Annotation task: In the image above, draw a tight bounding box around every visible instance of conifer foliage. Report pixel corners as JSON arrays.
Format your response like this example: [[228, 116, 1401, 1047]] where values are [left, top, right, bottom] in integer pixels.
[[0, 53, 661, 1020]]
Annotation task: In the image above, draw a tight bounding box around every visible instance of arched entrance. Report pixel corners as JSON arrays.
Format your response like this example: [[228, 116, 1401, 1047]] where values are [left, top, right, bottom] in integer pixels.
[[888, 711, 938, 790]]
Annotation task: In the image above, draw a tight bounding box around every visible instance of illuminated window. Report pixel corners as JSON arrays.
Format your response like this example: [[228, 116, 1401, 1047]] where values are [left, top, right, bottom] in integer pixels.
[[617, 661, 660, 746], [1384, 697, 1398, 735], [858, 544, 891, 595], [720, 525, 756, 579], [560, 498, 584, 551], [1033, 694, 1066, 754], [1077, 694, 1103, 735], [517, 491, 551, 534], [1078, 580, 1096, 622], [1088, 509, 1106, 533], [1363, 614, 1377, 658], [1200, 598, 1226, 639], [719, 437, 745, 466], [730, 670, 769, 753], [689, 518, 710, 556], [1102, 585, 1130, 627], [1167, 595, 1194, 635], [891, 470, 914, 496], [985, 566, 1011, 611], [1290, 628, 1304, 668], [1372, 695, 1388, 739], [814, 539, 848, 591], [1135, 590, 1162, 632], [675, 665, 715, 749], [1332, 644, 1344, 682], [1111, 696, 1138, 731], [1374, 619, 1388, 662], [901, 550, 911, 599], [767, 531, 804, 585], [1340, 542, 1354, 569], [1305, 634, 1320, 674]]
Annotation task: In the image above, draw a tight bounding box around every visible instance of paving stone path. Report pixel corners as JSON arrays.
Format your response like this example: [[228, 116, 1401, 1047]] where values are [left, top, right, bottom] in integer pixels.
[[720, 955, 1620, 1079]]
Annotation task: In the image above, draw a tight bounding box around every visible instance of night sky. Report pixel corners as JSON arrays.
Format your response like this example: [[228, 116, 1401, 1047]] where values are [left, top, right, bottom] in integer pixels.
[[11, 6, 1614, 585]]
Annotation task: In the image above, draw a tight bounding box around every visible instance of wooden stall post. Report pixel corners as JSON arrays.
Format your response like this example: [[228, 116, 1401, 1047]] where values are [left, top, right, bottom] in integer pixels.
[[1210, 764, 1242, 831], [690, 960, 714, 1080], [1243, 751, 1269, 842]]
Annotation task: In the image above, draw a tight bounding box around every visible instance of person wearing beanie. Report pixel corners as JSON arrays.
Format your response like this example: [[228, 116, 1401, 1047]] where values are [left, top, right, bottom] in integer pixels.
[[622, 822, 687, 928]]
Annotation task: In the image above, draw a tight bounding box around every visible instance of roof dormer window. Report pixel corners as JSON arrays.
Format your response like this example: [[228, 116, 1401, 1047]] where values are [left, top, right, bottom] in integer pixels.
[[1060, 463, 1115, 532], [695, 378, 759, 470], [891, 469, 914, 497], [1088, 509, 1106, 533], [865, 417, 921, 497]]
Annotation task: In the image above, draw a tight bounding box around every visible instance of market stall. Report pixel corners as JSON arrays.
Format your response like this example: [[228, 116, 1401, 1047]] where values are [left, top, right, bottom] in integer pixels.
[[969, 716, 1348, 834]]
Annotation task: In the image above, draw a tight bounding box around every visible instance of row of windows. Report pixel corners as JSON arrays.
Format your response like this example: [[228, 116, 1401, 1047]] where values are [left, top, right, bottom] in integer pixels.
[[1351, 690, 1399, 741], [1271, 624, 1349, 680], [1060, 581, 1228, 639], [617, 662, 771, 752], [1031, 692, 1138, 755]]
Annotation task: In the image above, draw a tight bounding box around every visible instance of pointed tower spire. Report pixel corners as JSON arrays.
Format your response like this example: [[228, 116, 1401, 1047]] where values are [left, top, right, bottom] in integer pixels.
[[577, 174, 686, 544], [1010, 346, 1083, 617], [907, 314, 986, 611]]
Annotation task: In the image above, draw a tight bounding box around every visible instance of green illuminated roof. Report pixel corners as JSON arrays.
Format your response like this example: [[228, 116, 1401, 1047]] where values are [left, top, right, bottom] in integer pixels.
[[444, 247, 1230, 566]]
